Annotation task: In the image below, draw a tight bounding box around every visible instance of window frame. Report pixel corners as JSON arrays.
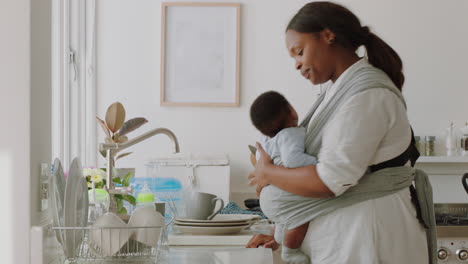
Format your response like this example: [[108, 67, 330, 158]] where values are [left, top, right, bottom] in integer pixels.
[[52, 0, 97, 169]]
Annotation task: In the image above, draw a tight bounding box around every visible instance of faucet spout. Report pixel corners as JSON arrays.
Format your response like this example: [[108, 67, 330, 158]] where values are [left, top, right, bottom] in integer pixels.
[[100, 127, 180, 154], [98, 127, 180, 214]]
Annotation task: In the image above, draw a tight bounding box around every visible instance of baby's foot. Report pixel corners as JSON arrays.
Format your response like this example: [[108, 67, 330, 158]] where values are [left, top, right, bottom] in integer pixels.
[[281, 246, 310, 264], [274, 224, 285, 244]]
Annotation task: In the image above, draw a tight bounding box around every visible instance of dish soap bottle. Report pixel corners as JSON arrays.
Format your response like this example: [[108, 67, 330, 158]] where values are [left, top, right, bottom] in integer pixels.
[[446, 122, 458, 156]]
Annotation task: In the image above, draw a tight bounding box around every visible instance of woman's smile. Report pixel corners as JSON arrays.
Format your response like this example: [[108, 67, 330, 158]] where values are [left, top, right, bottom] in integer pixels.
[[302, 69, 311, 79]]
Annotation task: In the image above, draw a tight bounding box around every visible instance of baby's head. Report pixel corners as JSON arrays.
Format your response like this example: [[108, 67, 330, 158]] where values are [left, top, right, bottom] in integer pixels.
[[250, 91, 298, 137]]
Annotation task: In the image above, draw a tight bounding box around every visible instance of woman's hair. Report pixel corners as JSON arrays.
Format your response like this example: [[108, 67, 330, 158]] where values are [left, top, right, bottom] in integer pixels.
[[287, 1, 404, 90], [250, 91, 292, 138]]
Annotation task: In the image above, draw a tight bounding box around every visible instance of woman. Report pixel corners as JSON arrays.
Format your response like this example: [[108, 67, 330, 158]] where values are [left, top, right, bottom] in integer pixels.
[[247, 2, 434, 264]]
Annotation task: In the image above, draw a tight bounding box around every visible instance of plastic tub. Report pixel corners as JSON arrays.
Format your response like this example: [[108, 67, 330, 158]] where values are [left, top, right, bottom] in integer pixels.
[[130, 177, 184, 219]]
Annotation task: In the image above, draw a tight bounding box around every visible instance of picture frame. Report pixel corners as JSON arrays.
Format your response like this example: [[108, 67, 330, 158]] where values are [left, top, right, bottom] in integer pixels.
[[160, 2, 241, 107]]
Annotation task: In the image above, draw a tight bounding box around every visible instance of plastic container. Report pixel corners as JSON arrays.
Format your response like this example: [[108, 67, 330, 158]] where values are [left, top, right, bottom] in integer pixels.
[[130, 177, 184, 219], [445, 122, 458, 156], [88, 189, 110, 206], [88, 186, 109, 225], [154, 178, 184, 219], [145, 154, 230, 207]]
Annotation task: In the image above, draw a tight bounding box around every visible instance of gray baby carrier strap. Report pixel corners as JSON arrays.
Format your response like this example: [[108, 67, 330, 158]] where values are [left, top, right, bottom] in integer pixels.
[[300, 65, 404, 156]]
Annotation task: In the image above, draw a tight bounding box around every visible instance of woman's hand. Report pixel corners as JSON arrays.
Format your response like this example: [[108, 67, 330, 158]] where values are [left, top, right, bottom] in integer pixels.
[[245, 234, 279, 250], [248, 143, 273, 196]]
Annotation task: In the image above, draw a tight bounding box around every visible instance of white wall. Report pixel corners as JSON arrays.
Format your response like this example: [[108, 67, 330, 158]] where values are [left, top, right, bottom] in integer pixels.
[[31, 0, 52, 226], [95, 0, 468, 199], [0, 0, 31, 263]]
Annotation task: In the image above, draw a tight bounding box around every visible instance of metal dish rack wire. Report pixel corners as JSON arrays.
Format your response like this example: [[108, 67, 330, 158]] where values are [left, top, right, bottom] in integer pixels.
[[50, 221, 171, 263]]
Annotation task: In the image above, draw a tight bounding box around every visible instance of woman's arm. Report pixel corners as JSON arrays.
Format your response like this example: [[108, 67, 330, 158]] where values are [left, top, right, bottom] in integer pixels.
[[248, 143, 334, 198]]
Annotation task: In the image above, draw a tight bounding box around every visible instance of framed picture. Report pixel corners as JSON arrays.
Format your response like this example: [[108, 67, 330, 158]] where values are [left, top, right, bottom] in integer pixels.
[[161, 2, 241, 107]]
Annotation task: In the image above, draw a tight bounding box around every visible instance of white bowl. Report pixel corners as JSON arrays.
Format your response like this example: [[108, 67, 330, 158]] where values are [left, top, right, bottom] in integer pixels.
[[128, 207, 164, 247], [90, 212, 132, 256]]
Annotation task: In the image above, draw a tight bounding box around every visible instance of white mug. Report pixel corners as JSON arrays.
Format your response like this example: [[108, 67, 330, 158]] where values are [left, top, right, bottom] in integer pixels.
[[184, 192, 224, 220]]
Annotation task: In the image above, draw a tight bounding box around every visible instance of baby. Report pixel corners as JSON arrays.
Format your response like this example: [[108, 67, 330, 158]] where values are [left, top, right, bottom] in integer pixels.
[[250, 91, 317, 264]]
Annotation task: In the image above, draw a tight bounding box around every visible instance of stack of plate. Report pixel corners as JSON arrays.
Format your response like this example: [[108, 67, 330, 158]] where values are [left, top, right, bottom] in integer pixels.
[[173, 214, 261, 235], [50, 158, 89, 259]]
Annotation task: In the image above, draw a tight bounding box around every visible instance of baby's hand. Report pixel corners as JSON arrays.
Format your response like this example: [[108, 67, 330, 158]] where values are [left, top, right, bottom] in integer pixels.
[[248, 142, 273, 196]]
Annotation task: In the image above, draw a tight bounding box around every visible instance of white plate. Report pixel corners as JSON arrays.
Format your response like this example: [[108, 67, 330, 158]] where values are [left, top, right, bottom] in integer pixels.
[[174, 223, 250, 235], [174, 220, 251, 227], [176, 214, 261, 224], [63, 158, 89, 259], [49, 159, 66, 245]]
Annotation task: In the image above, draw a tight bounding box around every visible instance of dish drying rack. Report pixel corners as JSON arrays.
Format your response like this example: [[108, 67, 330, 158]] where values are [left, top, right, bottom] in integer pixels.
[[50, 222, 171, 263]]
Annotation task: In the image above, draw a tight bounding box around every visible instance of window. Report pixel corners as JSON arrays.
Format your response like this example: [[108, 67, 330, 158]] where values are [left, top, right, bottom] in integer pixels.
[[52, 0, 97, 169]]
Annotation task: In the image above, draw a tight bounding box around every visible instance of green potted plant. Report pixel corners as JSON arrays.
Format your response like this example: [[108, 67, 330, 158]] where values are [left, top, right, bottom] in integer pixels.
[[96, 102, 148, 217]]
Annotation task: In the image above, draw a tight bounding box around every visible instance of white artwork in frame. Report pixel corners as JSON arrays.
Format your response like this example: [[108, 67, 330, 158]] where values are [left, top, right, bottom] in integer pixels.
[[161, 2, 240, 107]]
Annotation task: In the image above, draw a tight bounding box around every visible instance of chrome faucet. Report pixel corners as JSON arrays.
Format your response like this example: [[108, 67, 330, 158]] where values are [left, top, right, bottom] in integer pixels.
[[99, 127, 180, 213]]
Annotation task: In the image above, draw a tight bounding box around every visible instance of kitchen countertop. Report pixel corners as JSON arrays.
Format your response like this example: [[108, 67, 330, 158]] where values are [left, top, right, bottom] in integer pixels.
[[168, 230, 255, 246], [168, 230, 283, 264], [168, 246, 273, 264]]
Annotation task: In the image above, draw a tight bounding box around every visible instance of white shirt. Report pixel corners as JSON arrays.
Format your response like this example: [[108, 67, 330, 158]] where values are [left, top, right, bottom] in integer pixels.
[[257, 127, 317, 168], [302, 59, 428, 263]]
